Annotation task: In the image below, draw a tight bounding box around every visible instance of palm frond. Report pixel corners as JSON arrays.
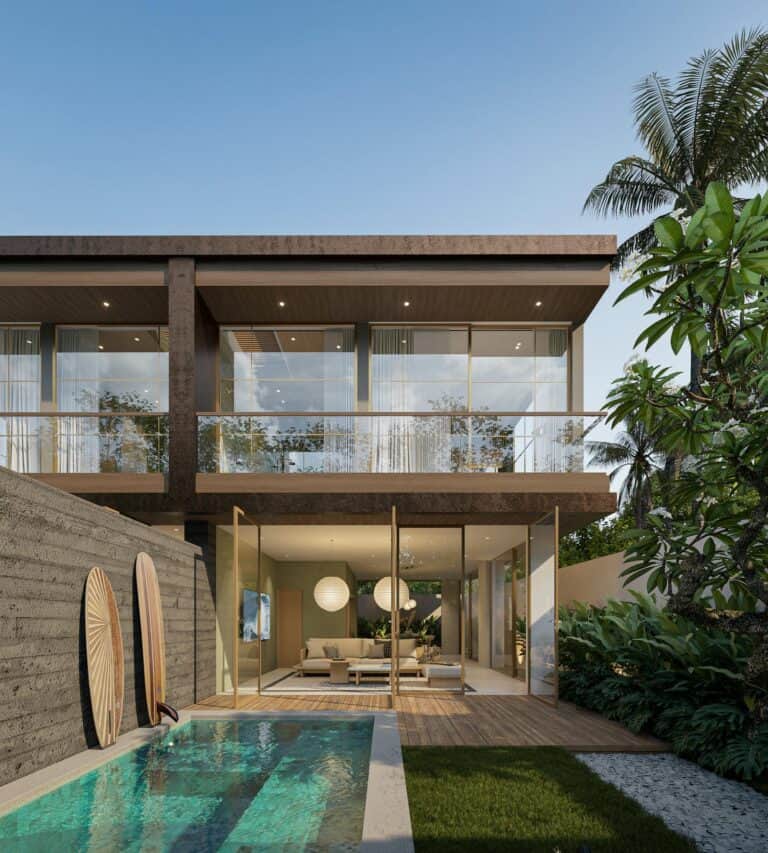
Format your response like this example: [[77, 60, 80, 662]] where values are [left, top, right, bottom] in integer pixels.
[[583, 157, 677, 218], [706, 28, 768, 181], [633, 72, 689, 176], [613, 222, 657, 270], [676, 47, 718, 170]]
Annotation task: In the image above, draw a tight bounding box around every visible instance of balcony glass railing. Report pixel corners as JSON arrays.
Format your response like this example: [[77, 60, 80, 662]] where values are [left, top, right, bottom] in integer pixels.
[[197, 412, 602, 474], [0, 413, 168, 474]]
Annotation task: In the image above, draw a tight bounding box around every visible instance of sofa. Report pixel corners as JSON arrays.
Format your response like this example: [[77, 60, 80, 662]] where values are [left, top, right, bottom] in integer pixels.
[[297, 637, 423, 675]]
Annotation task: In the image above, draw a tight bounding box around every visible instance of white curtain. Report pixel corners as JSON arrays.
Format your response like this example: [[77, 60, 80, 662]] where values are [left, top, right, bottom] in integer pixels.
[[56, 328, 100, 473], [1, 328, 41, 473], [371, 328, 413, 472]]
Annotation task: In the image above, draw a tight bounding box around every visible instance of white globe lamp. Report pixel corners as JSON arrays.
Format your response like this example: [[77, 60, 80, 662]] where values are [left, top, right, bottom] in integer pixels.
[[373, 577, 410, 612], [313, 576, 350, 612]]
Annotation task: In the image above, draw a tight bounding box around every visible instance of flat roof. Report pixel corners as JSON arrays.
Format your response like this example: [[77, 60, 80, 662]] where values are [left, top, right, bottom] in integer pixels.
[[0, 234, 616, 258]]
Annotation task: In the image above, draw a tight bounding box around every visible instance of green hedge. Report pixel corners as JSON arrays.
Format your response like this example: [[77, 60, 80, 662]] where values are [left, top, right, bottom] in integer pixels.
[[558, 594, 768, 781]]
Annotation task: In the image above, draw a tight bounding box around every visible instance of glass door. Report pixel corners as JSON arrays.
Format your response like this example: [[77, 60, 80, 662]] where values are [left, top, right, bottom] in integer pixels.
[[232, 506, 263, 707], [395, 525, 464, 695], [528, 508, 559, 704]]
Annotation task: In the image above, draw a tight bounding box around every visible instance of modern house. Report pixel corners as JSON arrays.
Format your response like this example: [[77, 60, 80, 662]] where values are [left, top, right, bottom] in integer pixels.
[[0, 234, 616, 703]]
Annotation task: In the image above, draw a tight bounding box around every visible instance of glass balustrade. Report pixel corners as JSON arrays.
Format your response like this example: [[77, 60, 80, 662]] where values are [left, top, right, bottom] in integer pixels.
[[0, 413, 168, 474], [197, 413, 601, 474]]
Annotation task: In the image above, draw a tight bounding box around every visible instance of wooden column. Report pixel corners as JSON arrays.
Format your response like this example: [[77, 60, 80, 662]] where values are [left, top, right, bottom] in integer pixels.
[[168, 257, 196, 503]]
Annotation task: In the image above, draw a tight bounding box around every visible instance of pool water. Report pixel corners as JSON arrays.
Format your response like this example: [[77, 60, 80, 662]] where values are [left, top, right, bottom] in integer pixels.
[[0, 717, 374, 852]]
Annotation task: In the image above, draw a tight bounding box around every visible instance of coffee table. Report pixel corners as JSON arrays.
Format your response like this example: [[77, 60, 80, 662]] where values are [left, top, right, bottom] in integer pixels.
[[329, 659, 349, 684], [348, 662, 391, 685]]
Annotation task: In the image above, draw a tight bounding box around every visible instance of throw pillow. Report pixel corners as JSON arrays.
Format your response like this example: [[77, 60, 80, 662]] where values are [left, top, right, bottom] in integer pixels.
[[323, 644, 340, 659], [368, 643, 385, 659]]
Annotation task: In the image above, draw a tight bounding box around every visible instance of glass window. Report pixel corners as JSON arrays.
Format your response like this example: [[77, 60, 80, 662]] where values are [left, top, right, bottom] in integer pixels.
[[220, 327, 355, 412], [371, 327, 468, 411], [56, 327, 168, 412], [471, 328, 568, 412], [0, 327, 40, 411]]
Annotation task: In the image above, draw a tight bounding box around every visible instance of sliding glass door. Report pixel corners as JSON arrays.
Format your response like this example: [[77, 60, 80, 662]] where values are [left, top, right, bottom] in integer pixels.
[[528, 509, 559, 704]]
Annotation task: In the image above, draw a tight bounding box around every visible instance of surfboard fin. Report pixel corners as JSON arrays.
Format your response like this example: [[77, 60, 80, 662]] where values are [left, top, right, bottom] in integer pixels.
[[157, 701, 179, 722]]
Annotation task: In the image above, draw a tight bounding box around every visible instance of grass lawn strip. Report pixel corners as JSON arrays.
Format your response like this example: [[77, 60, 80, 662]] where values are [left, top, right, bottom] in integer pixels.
[[402, 746, 696, 852]]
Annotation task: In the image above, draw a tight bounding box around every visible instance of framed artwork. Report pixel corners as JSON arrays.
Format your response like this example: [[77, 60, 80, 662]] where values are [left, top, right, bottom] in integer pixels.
[[241, 589, 270, 641]]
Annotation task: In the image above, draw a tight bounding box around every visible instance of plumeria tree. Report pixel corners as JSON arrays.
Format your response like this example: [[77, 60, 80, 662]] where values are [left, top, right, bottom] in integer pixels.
[[605, 183, 768, 725]]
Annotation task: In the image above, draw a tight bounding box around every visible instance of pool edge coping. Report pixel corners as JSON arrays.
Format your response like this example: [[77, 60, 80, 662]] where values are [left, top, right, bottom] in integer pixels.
[[0, 709, 414, 852]]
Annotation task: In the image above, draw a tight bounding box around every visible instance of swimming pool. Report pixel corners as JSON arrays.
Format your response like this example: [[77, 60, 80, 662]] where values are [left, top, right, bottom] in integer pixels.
[[0, 716, 374, 851]]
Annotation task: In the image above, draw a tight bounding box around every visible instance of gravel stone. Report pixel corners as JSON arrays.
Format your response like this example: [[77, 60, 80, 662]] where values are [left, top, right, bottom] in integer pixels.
[[576, 752, 768, 853]]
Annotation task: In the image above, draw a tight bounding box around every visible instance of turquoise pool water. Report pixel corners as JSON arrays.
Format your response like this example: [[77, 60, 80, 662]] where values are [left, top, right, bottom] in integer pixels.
[[0, 716, 373, 852]]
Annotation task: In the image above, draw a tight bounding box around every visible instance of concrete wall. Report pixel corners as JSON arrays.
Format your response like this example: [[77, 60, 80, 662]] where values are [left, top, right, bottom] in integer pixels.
[[558, 551, 660, 607], [0, 466, 214, 784]]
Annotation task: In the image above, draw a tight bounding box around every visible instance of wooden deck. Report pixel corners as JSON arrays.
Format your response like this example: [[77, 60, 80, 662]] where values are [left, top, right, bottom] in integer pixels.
[[188, 693, 666, 752]]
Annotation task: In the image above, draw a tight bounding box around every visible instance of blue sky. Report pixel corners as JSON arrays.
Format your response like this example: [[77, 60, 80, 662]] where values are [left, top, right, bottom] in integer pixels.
[[1, 1, 766, 414]]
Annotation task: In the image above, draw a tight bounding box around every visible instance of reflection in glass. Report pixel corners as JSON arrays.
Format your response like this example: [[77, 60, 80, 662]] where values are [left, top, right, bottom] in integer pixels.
[[372, 327, 468, 412], [220, 327, 354, 412], [56, 327, 169, 412], [529, 511, 558, 702], [471, 328, 567, 412]]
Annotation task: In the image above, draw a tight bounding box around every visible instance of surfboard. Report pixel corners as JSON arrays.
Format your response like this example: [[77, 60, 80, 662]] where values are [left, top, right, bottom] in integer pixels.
[[85, 566, 124, 748], [135, 551, 167, 726]]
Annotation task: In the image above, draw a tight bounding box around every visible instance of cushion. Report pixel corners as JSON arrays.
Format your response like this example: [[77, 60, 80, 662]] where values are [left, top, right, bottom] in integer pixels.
[[368, 643, 385, 659], [305, 638, 327, 659], [323, 644, 340, 659]]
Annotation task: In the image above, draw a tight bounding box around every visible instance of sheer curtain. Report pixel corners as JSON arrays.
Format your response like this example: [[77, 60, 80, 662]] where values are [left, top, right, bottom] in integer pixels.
[[1, 327, 41, 473], [371, 328, 413, 472], [56, 328, 100, 473]]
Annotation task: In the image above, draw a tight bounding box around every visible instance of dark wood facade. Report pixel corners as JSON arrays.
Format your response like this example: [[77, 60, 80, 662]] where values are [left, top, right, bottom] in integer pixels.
[[0, 235, 617, 530]]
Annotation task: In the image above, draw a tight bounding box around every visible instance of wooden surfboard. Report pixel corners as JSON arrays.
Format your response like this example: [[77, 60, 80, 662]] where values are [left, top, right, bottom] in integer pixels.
[[135, 551, 167, 726], [85, 567, 124, 748]]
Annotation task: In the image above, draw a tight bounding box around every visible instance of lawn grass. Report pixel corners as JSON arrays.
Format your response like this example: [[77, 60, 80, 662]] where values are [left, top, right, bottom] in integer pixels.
[[402, 746, 696, 853]]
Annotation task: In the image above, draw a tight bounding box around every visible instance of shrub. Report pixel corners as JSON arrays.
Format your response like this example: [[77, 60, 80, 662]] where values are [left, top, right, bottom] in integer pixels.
[[559, 593, 768, 781]]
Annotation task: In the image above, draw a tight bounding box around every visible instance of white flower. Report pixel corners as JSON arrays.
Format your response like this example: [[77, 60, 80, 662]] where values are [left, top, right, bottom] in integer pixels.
[[648, 507, 673, 520]]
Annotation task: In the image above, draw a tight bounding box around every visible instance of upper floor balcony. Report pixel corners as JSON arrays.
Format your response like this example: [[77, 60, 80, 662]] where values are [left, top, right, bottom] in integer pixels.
[[196, 410, 603, 482]]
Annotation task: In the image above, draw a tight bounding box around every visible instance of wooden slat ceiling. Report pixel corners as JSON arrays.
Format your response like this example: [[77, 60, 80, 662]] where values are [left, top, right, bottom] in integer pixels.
[[198, 283, 606, 325], [0, 285, 169, 323]]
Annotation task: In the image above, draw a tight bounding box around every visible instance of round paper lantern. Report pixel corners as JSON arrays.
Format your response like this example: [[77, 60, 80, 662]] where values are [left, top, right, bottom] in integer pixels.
[[313, 577, 350, 612], [373, 577, 410, 611]]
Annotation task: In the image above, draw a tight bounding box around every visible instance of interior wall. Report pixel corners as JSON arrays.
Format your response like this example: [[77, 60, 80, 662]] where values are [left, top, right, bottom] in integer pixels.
[[441, 580, 461, 654], [274, 560, 355, 642]]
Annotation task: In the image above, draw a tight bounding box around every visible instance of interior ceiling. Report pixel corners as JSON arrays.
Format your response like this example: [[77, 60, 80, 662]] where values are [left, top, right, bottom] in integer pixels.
[[233, 523, 528, 579]]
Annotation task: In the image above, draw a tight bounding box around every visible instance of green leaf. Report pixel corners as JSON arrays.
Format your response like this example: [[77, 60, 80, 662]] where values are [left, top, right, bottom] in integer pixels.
[[654, 216, 684, 251], [703, 212, 734, 245], [705, 182, 734, 217]]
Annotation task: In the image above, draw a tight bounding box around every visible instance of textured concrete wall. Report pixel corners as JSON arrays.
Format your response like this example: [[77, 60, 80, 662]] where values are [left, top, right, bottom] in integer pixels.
[[0, 466, 215, 784]]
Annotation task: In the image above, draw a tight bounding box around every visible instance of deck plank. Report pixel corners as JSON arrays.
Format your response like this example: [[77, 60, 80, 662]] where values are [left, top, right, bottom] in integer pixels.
[[187, 693, 666, 752]]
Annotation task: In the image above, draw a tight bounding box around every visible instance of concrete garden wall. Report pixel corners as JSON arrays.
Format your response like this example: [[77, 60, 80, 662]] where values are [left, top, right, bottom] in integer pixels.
[[0, 466, 215, 784]]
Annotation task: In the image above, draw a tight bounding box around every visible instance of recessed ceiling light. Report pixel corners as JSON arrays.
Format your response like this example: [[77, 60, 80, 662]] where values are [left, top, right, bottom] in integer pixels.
[[401, 339, 407, 344], [535, 300, 542, 307], [276, 388, 281, 393], [98, 345, 104, 351], [26, 339, 32, 344], [278, 300, 286, 307], [403, 300, 410, 307], [290, 336, 296, 342], [133, 336, 140, 342], [335, 344, 341, 350], [102, 301, 110, 308]]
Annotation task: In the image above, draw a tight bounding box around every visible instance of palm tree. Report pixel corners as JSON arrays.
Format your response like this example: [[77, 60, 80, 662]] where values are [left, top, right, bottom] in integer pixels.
[[584, 28, 768, 268], [588, 419, 665, 528]]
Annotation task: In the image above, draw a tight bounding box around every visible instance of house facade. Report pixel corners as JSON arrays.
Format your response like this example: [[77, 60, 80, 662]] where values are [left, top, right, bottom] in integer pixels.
[[0, 234, 616, 702]]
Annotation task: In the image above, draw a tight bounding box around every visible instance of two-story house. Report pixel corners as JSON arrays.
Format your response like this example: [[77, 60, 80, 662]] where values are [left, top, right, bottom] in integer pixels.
[[0, 234, 616, 703]]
